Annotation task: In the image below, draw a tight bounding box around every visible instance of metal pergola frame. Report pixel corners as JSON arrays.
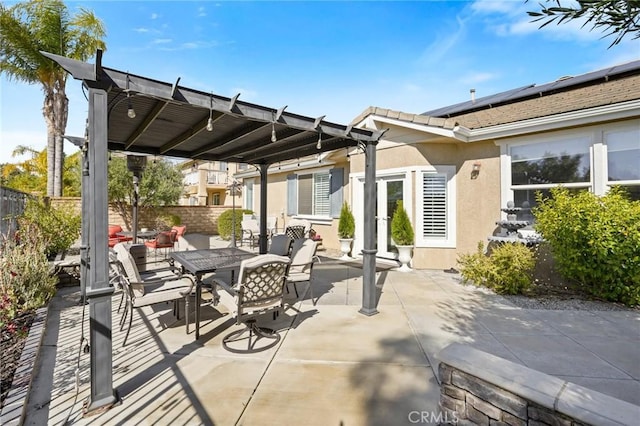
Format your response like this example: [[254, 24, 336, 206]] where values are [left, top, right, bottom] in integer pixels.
[[44, 50, 385, 413]]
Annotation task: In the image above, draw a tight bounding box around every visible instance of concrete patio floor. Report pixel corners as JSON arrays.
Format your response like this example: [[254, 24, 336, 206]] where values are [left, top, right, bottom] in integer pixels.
[[12, 246, 640, 425]]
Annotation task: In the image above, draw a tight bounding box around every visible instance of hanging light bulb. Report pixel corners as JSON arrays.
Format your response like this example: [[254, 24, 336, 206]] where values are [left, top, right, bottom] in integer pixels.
[[316, 131, 322, 150], [271, 122, 277, 142], [127, 93, 136, 119], [206, 92, 214, 131]]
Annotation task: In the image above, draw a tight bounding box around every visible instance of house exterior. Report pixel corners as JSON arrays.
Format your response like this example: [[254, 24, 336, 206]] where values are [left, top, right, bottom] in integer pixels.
[[237, 60, 640, 269], [179, 160, 246, 207]]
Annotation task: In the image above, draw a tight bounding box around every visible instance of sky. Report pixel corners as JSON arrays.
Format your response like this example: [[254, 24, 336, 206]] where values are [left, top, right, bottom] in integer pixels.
[[1, 0, 639, 163]]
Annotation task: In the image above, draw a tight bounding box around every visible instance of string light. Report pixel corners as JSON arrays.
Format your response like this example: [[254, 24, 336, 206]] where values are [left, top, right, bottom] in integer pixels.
[[206, 92, 214, 132], [316, 130, 322, 150], [127, 92, 136, 119], [271, 122, 277, 142]]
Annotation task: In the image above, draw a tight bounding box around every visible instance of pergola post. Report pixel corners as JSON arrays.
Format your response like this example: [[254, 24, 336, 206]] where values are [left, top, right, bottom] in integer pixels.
[[258, 164, 269, 254], [84, 86, 118, 413], [359, 140, 379, 316]]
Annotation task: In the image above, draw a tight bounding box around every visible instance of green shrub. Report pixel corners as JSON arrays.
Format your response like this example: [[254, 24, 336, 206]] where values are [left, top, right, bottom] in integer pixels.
[[0, 223, 57, 327], [155, 213, 182, 230], [458, 241, 536, 295], [391, 200, 414, 245], [534, 186, 640, 306], [20, 199, 81, 257], [218, 209, 253, 240], [338, 202, 355, 239]]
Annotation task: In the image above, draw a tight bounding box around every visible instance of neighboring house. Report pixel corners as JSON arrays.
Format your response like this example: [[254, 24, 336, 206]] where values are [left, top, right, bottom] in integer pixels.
[[179, 160, 245, 207], [238, 60, 640, 269]]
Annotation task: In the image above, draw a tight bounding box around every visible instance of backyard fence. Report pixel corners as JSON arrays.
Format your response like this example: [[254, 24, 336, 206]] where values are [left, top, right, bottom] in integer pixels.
[[0, 186, 32, 240]]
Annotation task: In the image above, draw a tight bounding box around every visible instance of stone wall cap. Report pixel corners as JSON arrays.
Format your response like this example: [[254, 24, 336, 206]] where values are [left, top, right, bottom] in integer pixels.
[[438, 343, 640, 426]]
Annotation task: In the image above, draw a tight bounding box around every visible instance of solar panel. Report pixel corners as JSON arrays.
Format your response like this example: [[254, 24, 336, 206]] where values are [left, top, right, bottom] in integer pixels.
[[422, 59, 640, 118]]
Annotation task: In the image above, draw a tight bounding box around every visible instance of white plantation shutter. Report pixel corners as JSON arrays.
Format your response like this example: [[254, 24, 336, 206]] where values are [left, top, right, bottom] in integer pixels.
[[422, 174, 447, 238], [314, 173, 330, 216]]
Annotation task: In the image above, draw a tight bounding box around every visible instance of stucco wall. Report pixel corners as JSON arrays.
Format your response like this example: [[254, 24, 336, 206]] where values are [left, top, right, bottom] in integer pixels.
[[349, 140, 501, 270]]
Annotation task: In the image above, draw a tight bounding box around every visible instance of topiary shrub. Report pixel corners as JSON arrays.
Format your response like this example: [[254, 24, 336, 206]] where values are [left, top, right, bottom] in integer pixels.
[[458, 241, 536, 295], [338, 202, 355, 239], [20, 199, 81, 257], [533, 186, 640, 306], [391, 200, 414, 245], [218, 209, 253, 240]]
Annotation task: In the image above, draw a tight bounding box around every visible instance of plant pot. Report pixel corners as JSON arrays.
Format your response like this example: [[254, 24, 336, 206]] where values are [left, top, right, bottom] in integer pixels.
[[396, 245, 413, 272], [339, 238, 353, 260]]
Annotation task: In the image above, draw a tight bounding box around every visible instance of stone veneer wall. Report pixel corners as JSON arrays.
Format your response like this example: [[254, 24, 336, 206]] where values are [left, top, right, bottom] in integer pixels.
[[438, 343, 637, 426], [49, 197, 231, 235]]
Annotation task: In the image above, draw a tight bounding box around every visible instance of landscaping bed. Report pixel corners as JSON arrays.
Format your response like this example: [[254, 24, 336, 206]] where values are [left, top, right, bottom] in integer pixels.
[[0, 310, 35, 407]]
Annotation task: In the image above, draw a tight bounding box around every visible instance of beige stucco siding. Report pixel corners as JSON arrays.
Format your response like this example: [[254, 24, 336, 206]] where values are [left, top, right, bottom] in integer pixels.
[[350, 140, 501, 269]]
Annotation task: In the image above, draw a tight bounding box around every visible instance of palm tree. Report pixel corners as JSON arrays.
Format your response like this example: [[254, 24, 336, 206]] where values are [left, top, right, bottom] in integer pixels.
[[0, 0, 106, 197]]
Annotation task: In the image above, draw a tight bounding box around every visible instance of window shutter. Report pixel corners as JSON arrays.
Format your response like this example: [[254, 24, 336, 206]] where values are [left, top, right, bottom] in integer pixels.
[[287, 174, 297, 215], [329, 167, 344, 218], [422, 174, 447, 238]]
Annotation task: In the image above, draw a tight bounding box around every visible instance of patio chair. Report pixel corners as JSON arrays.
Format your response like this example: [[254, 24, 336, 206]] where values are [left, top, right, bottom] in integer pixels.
[[211, 254, 290, 353], [171, 225, 187, 248], [266, 216, 278, 238], [113, 243, 194, 347], [241, 218, 260, 248], [145, 230, 177, 258], [286, 238, 319, 302], [108, 224, 132, 247], [284, 225, 306, 240], [268, 234, 292, 256], [287, 218, 311, 237]]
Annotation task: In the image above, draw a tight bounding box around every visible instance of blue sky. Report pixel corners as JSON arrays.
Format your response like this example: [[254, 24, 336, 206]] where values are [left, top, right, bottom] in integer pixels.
[[1, 0, 639, 163]]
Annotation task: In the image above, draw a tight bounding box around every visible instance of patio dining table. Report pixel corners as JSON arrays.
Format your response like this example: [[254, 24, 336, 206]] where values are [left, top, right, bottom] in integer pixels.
[[170, 247, 255, 339], [116, 230, 158, 243]]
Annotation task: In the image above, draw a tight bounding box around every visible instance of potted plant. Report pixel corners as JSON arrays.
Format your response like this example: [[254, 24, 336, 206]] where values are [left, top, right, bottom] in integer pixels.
[[391, 200, 414, 271], [338, 202, 355, 260]]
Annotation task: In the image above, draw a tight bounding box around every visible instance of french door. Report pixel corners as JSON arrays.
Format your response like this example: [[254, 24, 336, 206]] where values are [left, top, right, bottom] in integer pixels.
[[353, 173, 408, 259]]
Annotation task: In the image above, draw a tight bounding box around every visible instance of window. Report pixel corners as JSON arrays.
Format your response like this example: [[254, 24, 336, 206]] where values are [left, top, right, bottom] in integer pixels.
[[416, 166, 456, 248], [244, 179, 254, 211], [218, 161, 228, 172], [503, 120, 640, 209], [287, 168, 343, 218], [606, 126, 640, 200], [238, 163, 248, 170], [211, 193, 220, 205], [298, 172, 330, 216]]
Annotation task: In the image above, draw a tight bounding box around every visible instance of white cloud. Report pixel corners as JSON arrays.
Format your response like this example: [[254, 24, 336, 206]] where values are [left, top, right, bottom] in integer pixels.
[[198, 7, 206, 17], [459, 71, 499, 85], [471, 0, 602, 43], [153, 38, 172, 44], [151, 13, 159, 20], [419, 15, 467, 66], [134, 27, 149, 33]]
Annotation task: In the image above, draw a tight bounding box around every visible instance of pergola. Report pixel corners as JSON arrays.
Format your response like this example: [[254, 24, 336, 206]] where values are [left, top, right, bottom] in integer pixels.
[[44, 50, 385, 413]]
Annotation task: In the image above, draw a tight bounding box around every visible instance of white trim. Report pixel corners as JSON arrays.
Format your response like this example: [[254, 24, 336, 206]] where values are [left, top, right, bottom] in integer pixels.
[[466, 99, 640, 142], [359, 100, 640, 144], [498, 119, 640, 208], [415, 166, 456, 248]]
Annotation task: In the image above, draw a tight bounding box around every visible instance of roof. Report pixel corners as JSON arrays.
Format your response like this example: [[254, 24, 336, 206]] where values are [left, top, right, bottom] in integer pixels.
[[352, 59, 640, 132], [45, 51, 384, 165], [423, 59, 640, 118]]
